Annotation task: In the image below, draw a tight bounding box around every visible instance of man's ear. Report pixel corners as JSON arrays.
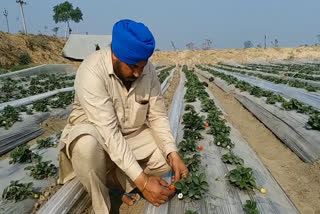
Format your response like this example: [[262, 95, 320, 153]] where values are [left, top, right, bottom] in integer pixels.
[[112, 52, 117, 60]]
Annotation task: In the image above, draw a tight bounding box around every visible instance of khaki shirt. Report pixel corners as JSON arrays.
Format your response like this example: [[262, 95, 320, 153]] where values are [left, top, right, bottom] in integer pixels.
[[58, 46, 177, 184]]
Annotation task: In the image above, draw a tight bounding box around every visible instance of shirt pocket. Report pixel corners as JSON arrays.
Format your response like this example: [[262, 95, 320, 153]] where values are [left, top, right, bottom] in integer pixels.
[[131, 101, 149, 127]]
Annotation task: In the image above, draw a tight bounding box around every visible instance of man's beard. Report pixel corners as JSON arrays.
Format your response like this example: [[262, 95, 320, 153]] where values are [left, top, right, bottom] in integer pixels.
[[114, 61, 137, 82]]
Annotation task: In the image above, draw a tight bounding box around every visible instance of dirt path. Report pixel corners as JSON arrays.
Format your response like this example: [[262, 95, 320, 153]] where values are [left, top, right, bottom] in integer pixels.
[[163, 66, 181, 111], [198, 74, 320, 214]]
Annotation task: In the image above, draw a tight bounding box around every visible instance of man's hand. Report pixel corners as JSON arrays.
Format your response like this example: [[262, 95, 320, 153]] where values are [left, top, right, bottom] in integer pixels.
[[134, 173, 174, 207], [167, 152, 189, 183]]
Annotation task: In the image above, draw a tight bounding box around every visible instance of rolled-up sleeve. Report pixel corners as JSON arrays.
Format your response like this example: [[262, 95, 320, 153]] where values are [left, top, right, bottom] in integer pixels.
[[147, 68, 178, 158], [75, 64, 143, 181]]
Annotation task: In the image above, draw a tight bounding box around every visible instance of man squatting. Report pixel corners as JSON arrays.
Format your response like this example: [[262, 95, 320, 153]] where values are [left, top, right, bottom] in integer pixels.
[[58, 19, 189, 213]]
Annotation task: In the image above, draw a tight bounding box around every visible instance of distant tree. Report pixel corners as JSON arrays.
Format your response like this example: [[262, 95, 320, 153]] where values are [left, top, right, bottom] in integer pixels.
[[186, 42, 195, 50], [52, 27, 59, 36], [53, 1, 83, 39], [202, 39, 213, 50], [155, 48, 160, 51], [257, 43, 262, 48], [244, 40, 253, 49]]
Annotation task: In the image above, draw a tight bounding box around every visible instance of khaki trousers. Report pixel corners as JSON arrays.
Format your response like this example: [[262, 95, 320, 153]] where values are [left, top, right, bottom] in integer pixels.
[[69, 131, 171, 214]]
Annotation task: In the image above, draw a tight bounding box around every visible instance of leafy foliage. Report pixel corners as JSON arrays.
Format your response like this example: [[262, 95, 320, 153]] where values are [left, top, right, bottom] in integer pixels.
[[24, 157, 57, 179], [157, 65, 175, 83], [226, 166, 257, 190], [2, 180, 34, 202], [53, 1, 83, 24], [196, 64, 320, 131], [37, 137, 55, 149], [221, 151, 244, 165], [9, 144, 39, 164], [19, 53, 32, 65], [185, 210, 199, 214], [175, 173, 209, 200], [0, 105, 21, 129], [307, 113, 320, 130], [244, 200, 260, 214], [182, 110, 205, 130]]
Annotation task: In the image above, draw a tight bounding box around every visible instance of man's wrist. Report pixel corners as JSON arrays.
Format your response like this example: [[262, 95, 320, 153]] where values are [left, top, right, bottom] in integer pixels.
[[134, 172, 149, 191], [167, 151, 179, 160]]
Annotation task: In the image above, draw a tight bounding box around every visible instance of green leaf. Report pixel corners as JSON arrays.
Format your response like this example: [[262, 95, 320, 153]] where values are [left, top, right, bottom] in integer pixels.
[[174, 182, 182, 190]]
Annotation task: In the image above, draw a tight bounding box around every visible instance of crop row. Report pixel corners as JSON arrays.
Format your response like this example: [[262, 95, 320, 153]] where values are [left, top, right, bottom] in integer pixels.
[[176, 66, 261, 213], [245, 63, 320, 75], [0, 91, 74, 130], [209, 64, 320, 92], [0, 72, 75, 103], [217, 63, 320, 82], [2, 134, 60, 202], [196, 65, 320, 131], [157, 65, 176, 83]]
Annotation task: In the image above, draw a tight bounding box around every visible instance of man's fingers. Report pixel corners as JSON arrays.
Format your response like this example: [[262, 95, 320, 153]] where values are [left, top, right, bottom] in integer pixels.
[[159, 178, 169, 187], [174, 170, 181, 182], [171, 175, 175, 183], [159, 194, 169, 201], [182, 170, 188, 179], [158, 199, 166, 204], [160, 187, 172, 196]]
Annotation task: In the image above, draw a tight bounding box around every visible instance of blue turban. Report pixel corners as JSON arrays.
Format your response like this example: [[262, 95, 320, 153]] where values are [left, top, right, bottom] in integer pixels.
[[111, 19, 155, 65]]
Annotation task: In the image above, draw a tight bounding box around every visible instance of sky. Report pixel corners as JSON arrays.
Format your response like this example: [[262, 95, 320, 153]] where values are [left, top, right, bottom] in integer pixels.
[[0, 0, 319, 50]]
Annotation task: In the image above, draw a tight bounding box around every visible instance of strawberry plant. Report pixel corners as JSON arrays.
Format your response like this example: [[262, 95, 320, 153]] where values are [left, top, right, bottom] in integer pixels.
[[49, 91, 74, 108], [207, 121, 231, 136], [184, 89, 197, 103], [266, 94, 285, 104], [0, 105, 21, 129], [182, 110, 205, 130], [179, 138, 198, 154], [201, 99, 220, 113], [9, 144, 39, 164], [249, 86, 264, 98], [221, 151, 244, 165], [32, 99, 49, 112], [244, 200, 259, 214], [185, 210, 198, 214], [183, 129, 202, 141], [226, 166, 257, 190], [307, 113, 320, 130], [37, 137, 55, 149], [174, 173, 209, 200], [2, 180, 34, 202], [213, 134, 234, 148], [24, 157, 57, 179], [185, 104, 195, 112], [180, 153, 201, 173]]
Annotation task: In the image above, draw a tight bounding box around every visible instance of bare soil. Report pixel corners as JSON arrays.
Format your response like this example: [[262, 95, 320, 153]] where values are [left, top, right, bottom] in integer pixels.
[[198, 74, 320, 214], [163, 66, 181, 111], [0, 32, 75, 68]]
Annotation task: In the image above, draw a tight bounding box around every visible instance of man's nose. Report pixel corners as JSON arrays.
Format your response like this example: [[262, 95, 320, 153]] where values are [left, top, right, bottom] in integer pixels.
[[133, 69, 143, 78]]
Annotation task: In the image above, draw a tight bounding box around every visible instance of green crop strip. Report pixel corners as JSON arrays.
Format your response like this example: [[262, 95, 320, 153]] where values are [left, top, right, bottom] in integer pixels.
[[0, 91, 74, 130], [210, 64, 320, 92], [196, 65, 320, 132], [179, 66, 266, 212], [157, 65, 176, 83], [0, 72, 75, 104]]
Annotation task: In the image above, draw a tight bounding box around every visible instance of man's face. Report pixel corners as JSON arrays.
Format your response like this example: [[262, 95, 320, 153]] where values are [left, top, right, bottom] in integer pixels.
[[113, 58, 147, 83]]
